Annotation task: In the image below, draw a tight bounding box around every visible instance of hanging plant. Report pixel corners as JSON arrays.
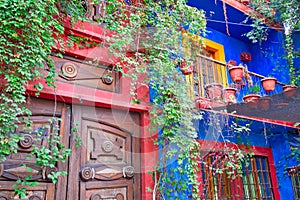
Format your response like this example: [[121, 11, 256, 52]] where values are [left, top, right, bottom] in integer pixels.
[[0, 0, 255, 199], [244, 0, 300, 86], [228, 65, 244, 83], [0, 0, 85, 197], [261, 77, 277, 92]]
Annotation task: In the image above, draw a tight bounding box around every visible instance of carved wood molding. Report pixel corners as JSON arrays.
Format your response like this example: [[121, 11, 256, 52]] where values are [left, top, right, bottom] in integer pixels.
[[0, 163, 58, 182], [51, 56, 118, 92], [80, 165, 134, 181], [90, 192, 124, 200]]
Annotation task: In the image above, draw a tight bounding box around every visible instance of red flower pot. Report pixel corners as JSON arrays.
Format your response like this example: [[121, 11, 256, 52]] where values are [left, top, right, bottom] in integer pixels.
[[195, 97, 212, 109], [228, 66, 244, 83], [261, 77, 277, 92], [223, 87, 237, 104], [283, 85, 298, 98], [243, 94, 261, 102], [205, 83, 223, 101], [258, 96, 271, 111], [179, 62, 193, 75], [243, 94, 261, 108]]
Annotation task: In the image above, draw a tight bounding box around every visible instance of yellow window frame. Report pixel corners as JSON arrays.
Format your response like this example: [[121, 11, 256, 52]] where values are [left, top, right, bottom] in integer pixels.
[[182, 33, 227, 98]]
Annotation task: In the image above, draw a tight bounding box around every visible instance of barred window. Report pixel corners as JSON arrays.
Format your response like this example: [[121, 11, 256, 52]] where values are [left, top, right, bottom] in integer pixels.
[[242, 156, 274, 200], [288, 166, 300, 200], [200, 152, 242, 199], [200, 154, 275, 200]]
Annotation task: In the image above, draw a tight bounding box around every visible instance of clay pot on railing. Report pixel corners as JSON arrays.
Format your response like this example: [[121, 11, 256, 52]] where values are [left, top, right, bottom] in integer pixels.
[[195, 97, 212, 109], [205, 83, 223, 102], [283, 85, 298, 98], [258, 96, 272, 111], [223, 87, 237, 105], [228, 66, 244, 83], [179, 62, 193, 75], [261, 77, 277, 92], [243, 94, 261, 108]]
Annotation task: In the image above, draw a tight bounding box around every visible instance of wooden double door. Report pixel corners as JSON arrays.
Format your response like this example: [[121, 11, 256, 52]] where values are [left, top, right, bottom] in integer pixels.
[[0, 98, 141, 200]]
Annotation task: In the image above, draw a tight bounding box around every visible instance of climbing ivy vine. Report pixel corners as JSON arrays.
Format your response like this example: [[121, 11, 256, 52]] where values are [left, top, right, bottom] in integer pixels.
[[0, 0, 84, 197], [244, 0, 300, 86], [98, 0, 252, 199], [0, 0, 256, 199]]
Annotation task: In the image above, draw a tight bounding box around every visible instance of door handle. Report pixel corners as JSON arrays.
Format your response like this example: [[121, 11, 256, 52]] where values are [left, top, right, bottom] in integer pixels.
[[122, 166, 134, 178]]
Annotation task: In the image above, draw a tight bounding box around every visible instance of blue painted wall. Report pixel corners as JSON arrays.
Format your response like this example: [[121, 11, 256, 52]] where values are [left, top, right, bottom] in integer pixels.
[[205, 27, 251, 65], [151, 2, 297, 199], [204, 27, 289, 84], [249, 30, 290, 84], [269, 134, 295, 200], [204, 27, 287, 99], [195, 111, 299, 199]]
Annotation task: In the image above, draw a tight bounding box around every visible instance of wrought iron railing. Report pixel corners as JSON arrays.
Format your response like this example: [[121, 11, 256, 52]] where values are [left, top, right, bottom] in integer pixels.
[[194, 54, 287, 104]]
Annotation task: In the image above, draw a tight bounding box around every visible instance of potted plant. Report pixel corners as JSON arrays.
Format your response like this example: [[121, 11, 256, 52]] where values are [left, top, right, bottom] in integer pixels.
[[258, 96, 272, 111], [195, 97, 212, 109], [205, 83, 223, 102], [228, 64, 244, 83], [283, 84, 298, 98], [243, 84, 261, 108], [261, 77, 277, 92], [223, 87, 237, 105], [179, 61, 193, 75]]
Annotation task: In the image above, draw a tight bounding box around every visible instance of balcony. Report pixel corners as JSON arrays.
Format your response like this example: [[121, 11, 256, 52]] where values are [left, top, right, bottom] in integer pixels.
[[193, 55, 300, 123]]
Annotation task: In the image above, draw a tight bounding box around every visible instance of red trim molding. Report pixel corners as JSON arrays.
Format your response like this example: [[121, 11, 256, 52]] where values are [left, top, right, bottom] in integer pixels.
[[197, 140, 280, 199], [204, 109, 298, 129], [222, 0, 251, 13], [222, 0, 282, 30]]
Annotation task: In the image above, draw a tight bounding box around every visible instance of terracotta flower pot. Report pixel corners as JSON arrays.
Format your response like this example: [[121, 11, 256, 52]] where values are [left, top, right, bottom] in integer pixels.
[[275, 102, 289, 109], [228, 66, 244, 83], [261, 77, 277, 92], [283, 85, 298, 98], [195, 97, 212, 109], [258, 96, 271, 111], [243, 94, 261, 108], [228, 60, 237, 66], [205, 83, 223, 101], [179, 62, 193, 75], [243, 94, 261, 102], [223, 87, 237, 104], [283, 85, 298, 91]]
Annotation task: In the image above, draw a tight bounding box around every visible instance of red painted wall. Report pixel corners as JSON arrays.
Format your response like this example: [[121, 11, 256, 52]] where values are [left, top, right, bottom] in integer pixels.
[[26, 20, 157, 200]]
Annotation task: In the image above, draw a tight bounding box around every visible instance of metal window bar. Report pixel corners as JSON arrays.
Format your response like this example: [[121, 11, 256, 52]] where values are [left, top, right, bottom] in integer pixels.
[[200, 153, 241, 200], [289, 166, 300, 200], [242, 156, 274, 200]]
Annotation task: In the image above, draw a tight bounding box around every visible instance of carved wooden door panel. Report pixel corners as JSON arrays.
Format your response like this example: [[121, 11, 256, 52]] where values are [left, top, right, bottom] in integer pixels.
[[68, 105, 140, 200], [0, 98, 70, 200]]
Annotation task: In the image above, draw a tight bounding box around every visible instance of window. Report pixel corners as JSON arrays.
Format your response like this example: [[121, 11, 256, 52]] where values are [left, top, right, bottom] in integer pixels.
[[200, 152, 242, 199], [183, 34, 228, 98], [200, 153, 275, 200], [194, 48, 227, 97], [288, 166, 300, 200], [242, 156, 274, 200]]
